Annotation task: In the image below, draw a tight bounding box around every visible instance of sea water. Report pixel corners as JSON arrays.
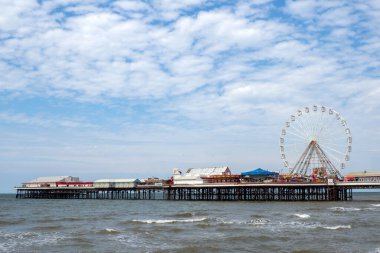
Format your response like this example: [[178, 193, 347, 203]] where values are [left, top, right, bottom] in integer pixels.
[[0, 193, 379, 253]]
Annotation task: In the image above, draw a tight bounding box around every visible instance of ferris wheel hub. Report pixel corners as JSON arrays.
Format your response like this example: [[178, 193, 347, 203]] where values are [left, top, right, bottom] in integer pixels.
[[310, 137, 317, 142]]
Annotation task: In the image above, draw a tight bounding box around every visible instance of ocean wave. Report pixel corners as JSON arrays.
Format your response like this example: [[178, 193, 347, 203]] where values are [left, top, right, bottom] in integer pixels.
[[250, 214, 265, 219], [293, 214, 310, 219], [368, 247, 380, 253], [97, 228, 120, 234], [0, 219, 25, 226], [213, 218, 248, 225], [34, 217, 83, 223], [0, 231, 38, 240], [31, 225, 64, 232], [208, 217, 271, 226], [371, 204, 380, 207], [0, 231, 64, 251], [173, 212, 194, 217], [67, 236, 93, 245], [330, 207, 361, 212], [132, 217, 207, 224], [105, 228, 118, 233], [322, 225, 351, 230], [214, 218, 236, 225], [250, 218, 271, 225], [277, 221, 320, 230], [272, 221, 352, 231], [61, 217, 83, 222]]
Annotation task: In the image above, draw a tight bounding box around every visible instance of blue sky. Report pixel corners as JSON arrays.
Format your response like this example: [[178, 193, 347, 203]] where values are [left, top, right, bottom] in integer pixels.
[[1, 0, 380, 192]]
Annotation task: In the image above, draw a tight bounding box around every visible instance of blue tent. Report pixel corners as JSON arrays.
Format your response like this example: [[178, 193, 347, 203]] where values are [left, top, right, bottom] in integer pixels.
[[241, 168, 279, 176]]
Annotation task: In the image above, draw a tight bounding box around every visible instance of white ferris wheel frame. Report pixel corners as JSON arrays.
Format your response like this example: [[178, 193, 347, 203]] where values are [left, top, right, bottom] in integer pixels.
[[279, 105, 352, 174]]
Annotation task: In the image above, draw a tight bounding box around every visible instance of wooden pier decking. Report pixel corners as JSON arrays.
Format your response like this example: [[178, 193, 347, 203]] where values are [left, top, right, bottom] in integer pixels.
[[15, 182, 380, 201]]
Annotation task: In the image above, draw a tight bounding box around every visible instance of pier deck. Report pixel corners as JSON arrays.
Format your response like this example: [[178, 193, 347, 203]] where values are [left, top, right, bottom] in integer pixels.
[[15, 182, 380, 201]]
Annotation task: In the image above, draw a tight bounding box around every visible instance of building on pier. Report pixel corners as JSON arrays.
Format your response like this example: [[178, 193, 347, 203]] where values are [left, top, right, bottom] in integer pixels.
[[93, 179, 141, 188], [344, 171, 380, 182], [172, 167, 231, 185], [22, 176, 81, 187]]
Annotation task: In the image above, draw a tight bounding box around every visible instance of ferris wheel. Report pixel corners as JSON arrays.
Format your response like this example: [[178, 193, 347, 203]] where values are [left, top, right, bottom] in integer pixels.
[[279, 105, 352, 178]]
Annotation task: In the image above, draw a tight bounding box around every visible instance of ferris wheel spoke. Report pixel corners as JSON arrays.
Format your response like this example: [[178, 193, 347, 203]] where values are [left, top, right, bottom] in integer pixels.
[[311, 110, 321, 136], [325, 117, 342, 136], [317, 129, 345, 140], [286, 142, 308, 147], [297, 115, 311, 138], [317, 134, 346, 145], [286, 130, 308, 140], [321, 148, 343, 165], [285, 141, 309, 151], [291, 120, 310, 138], [303, 113, 314, 137], [321, 147, 342, 165], [317, 130, 347, 145], [310, 115, 319, 137], [318, 143, 346, 156], [317, 113, 337, 135], [318, 138, 347, 147], [318, 134, 348, 146], [319, 144, 348, 153], [319, 141, 346, 158], [316, 115, 331, 140]]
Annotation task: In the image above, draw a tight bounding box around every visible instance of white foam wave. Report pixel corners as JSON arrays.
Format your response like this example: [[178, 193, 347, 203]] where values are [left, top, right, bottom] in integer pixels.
[[213, 217, 266, 225], [250, 218, 270, 225], [217, 220, 234, 225], [330, 207, 361, 212], [0, 231, 64, 251], [322, 225, 351, 230], [368, 247, 380, 253], [371, 204, 380, 207], [293, 214, 310, 219], [132, 218, 207, 224], [105, 228, 118, 233], [277, 221, 320, 230]]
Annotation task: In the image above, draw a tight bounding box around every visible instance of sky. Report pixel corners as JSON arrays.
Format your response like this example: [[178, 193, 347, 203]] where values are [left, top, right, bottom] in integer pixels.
[[1, 0, 380, 192]]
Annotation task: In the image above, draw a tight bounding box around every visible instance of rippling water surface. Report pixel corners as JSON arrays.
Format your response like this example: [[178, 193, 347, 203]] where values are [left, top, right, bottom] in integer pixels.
[[0, 193, 379, 253]]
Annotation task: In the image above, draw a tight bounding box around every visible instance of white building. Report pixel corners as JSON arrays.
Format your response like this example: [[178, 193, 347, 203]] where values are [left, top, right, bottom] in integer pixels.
[[344, 172, 380, 182], [93, 179, 141, 188], [23, 176, 80, 187], [172, 167, 231, 185]]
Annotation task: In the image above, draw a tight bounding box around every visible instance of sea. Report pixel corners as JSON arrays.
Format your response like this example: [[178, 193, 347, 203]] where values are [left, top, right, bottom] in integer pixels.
[[0, 193, 379, 253]]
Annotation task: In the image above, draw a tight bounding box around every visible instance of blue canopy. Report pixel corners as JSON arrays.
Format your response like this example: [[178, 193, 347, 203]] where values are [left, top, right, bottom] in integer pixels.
[[241, 168, 279, 176]]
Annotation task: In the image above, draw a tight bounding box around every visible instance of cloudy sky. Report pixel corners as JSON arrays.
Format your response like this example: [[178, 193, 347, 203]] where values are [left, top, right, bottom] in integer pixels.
[[1, 0, 380, 192]]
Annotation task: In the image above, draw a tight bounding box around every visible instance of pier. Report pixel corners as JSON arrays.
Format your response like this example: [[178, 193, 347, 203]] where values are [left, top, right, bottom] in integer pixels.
[[16, 182, 380, 201]]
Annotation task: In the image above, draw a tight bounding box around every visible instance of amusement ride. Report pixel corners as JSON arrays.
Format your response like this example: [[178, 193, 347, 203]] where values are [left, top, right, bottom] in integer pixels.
[[280, 105, 352, 179]]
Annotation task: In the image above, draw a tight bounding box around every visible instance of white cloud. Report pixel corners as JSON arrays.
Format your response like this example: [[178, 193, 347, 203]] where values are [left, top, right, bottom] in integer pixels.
[[318, 6, 357, 27], [151, 0, 205, 20], [0, 1, 39, 33], [0, 112, 96, 128], [0, 0, 378, 111], [113, 0, 149, 12], [285, 0, 320, 19]]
